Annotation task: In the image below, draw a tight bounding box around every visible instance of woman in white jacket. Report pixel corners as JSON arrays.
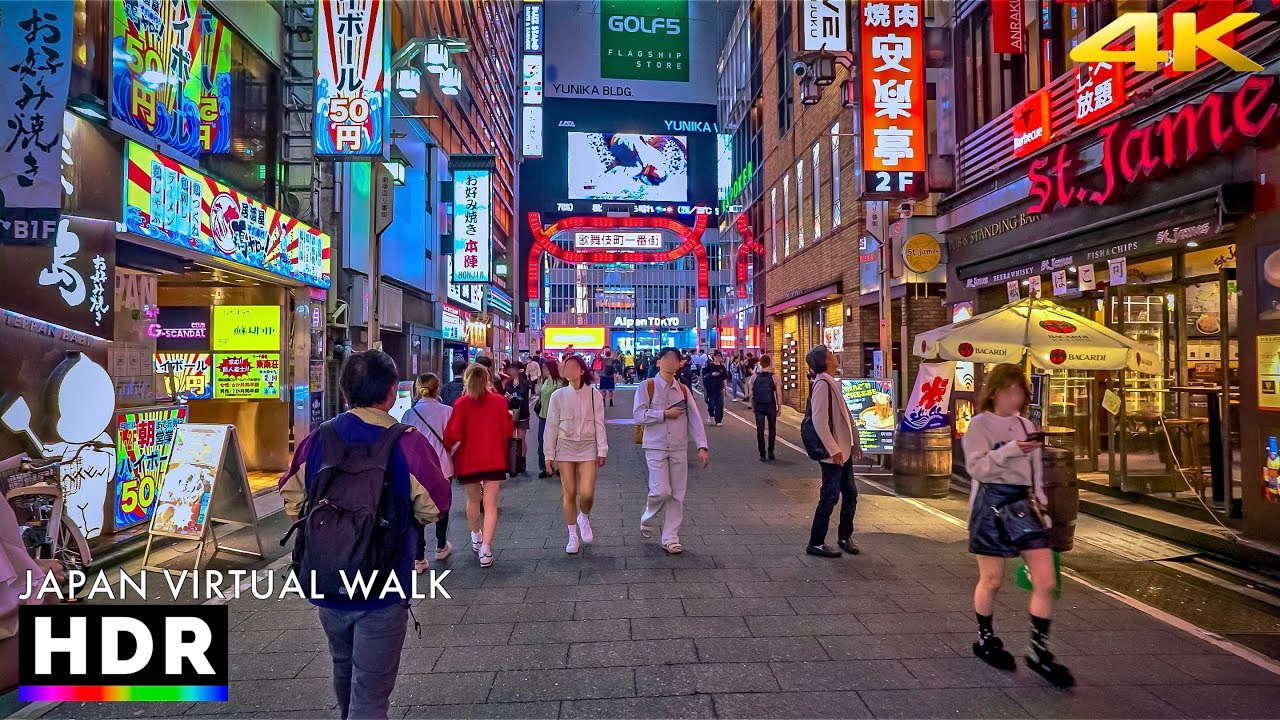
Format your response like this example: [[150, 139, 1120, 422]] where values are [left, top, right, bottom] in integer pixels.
[[544, 354, 608, 554]]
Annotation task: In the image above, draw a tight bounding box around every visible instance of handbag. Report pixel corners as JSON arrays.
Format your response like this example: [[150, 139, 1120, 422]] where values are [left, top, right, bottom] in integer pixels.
[[506, 436, 521, 476], [800, 379, 838, 461], [992, 498, 1048, 543]]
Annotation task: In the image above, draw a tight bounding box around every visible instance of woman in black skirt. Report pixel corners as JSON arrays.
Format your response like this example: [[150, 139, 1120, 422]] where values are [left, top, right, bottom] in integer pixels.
[[962, 363, 1073, 688]]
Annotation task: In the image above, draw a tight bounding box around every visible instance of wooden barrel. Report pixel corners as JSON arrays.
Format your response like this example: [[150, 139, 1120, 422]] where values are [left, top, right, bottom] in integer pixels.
[[893, 428, 952, 498], [1041, 447, 1079, 552]]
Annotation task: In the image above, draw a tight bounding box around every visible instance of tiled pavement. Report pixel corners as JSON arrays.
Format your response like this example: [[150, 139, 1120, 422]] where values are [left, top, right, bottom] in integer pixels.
[[39, 388, 1280, 719]]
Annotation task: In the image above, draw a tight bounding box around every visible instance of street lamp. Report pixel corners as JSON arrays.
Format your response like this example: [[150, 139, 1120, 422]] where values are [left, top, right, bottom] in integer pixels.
[[391, 37, 470, 100]]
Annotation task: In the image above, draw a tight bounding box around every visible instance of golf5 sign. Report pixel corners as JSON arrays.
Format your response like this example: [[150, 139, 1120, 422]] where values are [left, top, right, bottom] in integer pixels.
[[1070, 11, 1262, 73]]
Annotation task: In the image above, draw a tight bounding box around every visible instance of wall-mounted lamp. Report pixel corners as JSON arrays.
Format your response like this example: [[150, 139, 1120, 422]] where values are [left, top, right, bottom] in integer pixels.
[[439, 67, 462, 96], [67, 94, 109, 122], [800, 79, 821, 105], [383, 147, 410, 185], [392, 37, 470, 99], [425, 41, 450, 73], [394, 67, 423, 99]]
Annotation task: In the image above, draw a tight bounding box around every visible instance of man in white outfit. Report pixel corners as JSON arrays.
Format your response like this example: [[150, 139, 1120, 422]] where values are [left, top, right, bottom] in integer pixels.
[[633, 346, 710, 554]]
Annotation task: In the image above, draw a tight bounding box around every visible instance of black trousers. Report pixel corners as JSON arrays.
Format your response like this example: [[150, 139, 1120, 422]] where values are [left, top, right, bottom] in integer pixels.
[[705, 389, 724, 423], [809, 458, 857, 546], [754, 410, 776, 457], [415, 514, 450, 560]]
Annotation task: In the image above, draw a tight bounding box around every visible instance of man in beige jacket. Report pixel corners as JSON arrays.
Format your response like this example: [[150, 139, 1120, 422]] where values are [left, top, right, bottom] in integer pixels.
[[805, 346, 863, 558]]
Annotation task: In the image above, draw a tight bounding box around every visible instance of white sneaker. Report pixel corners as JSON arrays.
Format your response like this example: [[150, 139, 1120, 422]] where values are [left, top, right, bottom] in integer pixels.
[[577, 513, 593, 544], [478, 544, 494, 567], [566, 531, 580, 554], [470, 532, 482, 554], [435, 541, 453, 561]]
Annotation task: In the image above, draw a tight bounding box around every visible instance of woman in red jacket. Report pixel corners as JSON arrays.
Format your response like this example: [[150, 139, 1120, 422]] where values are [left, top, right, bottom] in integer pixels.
[[444, 363, 514, 568]]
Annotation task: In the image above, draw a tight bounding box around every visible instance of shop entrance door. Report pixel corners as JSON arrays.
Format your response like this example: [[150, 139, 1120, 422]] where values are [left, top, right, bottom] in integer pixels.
[[1110, 285, 1177, 492]]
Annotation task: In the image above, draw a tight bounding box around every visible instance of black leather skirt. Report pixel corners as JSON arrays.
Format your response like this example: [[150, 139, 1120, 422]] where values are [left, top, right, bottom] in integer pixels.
[[969, 483, 1051, 558]]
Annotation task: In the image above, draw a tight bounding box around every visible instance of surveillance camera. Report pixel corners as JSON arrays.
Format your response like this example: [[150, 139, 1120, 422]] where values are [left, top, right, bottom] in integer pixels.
[[792, 61, 809, 79]]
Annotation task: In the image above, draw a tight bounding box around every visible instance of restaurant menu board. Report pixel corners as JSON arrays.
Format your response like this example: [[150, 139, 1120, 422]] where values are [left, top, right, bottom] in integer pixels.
[[839, 379, 896, 454], [114, 406, 189, 529], [1259, 335, 1280, 410], [150, 424, 223, 538], [212, 305, 281, 351], [213, 353, 281, 399], [154, 353, 214, 400]]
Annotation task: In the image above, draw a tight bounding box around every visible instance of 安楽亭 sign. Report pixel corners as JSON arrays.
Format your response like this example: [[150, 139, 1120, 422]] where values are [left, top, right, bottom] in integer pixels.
[[213, 353, 281, 399], [212, 306, 280, 352], [124, 142, 331, 288], [199, 10, 232, 154], [154, 352, 213, 400], [0, 2, 75, 246], [315, 0, 388, 158], [860, 0, 926, 199], [451, 168, 493, 283], [114, 405, 189, 529], [840, 379, 896, 454], [110, 0, 203, 159]]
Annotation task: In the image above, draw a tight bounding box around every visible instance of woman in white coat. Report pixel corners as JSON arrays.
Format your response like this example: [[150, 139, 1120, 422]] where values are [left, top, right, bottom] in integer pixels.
[[402, 373, 454, 571], [544, 354, 608, 554]]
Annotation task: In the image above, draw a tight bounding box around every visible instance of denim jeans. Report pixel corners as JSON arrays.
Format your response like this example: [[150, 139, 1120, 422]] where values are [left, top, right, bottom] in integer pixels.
[[536, 414, 548, 470], [317, 602, 408, 719], [808, 458, 857, 547], [730, 377, 745, 399]]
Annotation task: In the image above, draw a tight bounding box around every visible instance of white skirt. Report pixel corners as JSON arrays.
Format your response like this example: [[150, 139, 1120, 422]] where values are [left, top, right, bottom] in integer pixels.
[[554, 438, 599, 462]]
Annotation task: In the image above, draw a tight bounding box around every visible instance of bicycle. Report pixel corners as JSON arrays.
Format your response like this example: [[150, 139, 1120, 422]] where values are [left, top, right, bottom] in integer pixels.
[[2, 454, 94, 572]]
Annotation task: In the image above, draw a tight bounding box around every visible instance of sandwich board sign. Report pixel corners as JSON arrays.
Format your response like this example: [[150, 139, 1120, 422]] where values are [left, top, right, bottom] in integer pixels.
[[142, 424, 263, 571]]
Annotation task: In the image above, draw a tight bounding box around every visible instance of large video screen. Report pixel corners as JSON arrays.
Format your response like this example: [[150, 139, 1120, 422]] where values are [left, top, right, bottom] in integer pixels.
[[567, 132, 689, 202]]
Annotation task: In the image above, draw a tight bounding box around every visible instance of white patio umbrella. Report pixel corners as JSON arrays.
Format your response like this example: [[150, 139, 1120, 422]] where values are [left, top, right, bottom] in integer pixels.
[[914, 297, 1160, 373]]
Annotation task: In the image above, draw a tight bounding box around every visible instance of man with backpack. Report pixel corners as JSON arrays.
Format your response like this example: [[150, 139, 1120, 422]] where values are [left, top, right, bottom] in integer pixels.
[[802, 345, 863, 559], [633, 347, 710, 555], [751, 355, 783, 461], [279, 350, 452, 720]]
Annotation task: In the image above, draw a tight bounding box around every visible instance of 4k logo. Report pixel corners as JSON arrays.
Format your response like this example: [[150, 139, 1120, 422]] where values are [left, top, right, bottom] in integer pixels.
[[1070, 12, 1261, 73]]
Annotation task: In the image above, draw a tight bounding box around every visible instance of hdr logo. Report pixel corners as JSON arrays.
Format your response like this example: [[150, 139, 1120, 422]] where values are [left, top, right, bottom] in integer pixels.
[[607, 15, 682, 34], [20, 605, 229, 702]]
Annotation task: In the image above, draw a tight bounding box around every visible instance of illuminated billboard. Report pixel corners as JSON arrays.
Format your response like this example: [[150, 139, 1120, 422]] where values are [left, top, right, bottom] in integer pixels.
[[568, 133, 688, 202], [451, 167, 493, 284], [544, 326, 607, 350]]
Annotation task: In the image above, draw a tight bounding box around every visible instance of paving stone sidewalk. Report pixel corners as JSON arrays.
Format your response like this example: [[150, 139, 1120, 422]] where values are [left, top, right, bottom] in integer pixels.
[[42, 388, 1280, 720]]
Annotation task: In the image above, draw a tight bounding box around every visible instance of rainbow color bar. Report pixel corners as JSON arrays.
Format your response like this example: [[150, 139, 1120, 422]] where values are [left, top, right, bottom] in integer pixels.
[[20, 686, 228, 702]]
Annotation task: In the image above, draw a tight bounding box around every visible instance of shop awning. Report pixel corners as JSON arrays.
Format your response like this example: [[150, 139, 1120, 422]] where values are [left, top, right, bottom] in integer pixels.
[[765, 283, 841, 316]]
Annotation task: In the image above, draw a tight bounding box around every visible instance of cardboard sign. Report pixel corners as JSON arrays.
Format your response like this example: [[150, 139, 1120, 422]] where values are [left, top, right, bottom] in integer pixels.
[[1079, 263, 1097, 291], [901, 362, 955, 432], [1102, 389, 1122, 416], [1109, 257, 1128, 285]]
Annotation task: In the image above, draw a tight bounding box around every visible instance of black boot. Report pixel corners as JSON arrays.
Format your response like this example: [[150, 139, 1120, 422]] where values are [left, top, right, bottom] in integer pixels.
[[1026, 616, 1075, 688], [972, 613, 1016, 671]]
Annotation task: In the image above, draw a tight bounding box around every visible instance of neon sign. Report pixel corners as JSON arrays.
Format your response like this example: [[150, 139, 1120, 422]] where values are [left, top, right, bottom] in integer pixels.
[[1028, 74, 1279, 215]]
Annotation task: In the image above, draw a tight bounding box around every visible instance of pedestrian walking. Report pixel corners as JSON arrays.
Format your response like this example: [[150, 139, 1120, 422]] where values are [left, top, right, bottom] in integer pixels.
[[729, 351, 747, 401], [701, 350, 729, 426], [443, 363, 514, 568], [803, 345, 862, 559], [676, 353, 694, 388], [751, 355, 782, 461], [633, 347, 709, 555], [544, 355, 609, 554], [402, 373, 455, 570], [503, 362, 532, 476], [441, 358, 467, 407], [599, 349, 618, 406], [525, 351, 543, 384], [535, 359, 566, 478], [279, 350, 451, 720], [964, 363, 1074, 687]]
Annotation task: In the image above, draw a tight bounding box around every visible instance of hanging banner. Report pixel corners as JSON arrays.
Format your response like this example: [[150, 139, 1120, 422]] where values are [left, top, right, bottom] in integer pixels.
[[111, 0, 204, 160], [859, 0, 926, 199], [198, 9, 231, 154], [1007, 279, 1021, 303], [991, 0, 1025, 54], [451, 167, 493, 283], [1109, 257, 1128, 285], [124, 142, 331, 288], [900, 362, 955, 432], [1078, 263, 1096, 291], [1028, 274, 1043, 298], [1052, 269, 1068, 296], [114, 405, 189, 529], [314, 0, 388, 158], [0, 1, 75, 246]]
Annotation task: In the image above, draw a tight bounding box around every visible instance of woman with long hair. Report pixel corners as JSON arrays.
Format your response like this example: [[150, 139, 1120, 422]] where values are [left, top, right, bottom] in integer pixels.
[[402, 373, 454, 570], [963, 363, 1072, 687], [544, 355, 608, 554], [443, 363, 514, 568], [503, 362, 533, 476], [535, 359, 567, 478]]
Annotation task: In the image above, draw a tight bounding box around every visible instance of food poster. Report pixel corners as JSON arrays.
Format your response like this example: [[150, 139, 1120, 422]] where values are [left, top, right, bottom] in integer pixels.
[[1265, 435, 1280, 504], [839, 379, 896, 453], [114, 405, 189, 529], [1186, 281, 1237, 337], [1260, 336, 1280, 410], [1260, 243, 1280, 322], [150, 424, 223, 537], [213, 353, 281, 399], [154, 352, 213, 400]]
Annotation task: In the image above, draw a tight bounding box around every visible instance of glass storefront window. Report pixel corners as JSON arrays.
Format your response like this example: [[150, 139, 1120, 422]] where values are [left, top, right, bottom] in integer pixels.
[[201, 18, 279, 203]]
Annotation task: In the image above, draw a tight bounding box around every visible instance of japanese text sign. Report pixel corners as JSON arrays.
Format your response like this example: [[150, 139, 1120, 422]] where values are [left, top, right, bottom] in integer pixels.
[[0, 1, 75, 246], [840, 379, 896, 453], [211, 305, 280, 352], [154, 352, 213, 400], [199, 10, 231, 153], [859, 0, 926, 199], [111, 0, 204, 160], [451, 168, 493, 283], [315, 0, 388, 158], [802, 0, 849, 53], [114, 405, 189, 529], [900, 362, 954, 432], [213, 353, 280, 399], [124, 142, 331, 287], [0, 216, 115, 339], [1075, 62, 1125, 125]]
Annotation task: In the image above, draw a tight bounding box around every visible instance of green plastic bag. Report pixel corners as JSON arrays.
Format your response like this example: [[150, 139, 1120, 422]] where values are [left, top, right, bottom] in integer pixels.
[[1015, 551, 1062, 598]]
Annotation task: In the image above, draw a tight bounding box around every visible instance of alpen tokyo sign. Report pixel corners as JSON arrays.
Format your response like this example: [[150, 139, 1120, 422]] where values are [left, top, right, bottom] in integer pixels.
[[1027, 74, 1280, 215]]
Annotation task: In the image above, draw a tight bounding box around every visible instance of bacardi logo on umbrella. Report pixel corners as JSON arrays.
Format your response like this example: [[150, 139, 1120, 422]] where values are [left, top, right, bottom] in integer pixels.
[[1039, 320, 1077, 334], [959, 342, 974, 358], [1050, 348, 1067, 365]]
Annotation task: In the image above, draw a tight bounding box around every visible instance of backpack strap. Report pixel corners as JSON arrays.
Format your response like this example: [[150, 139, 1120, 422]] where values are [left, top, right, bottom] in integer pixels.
[[646, 379, 655, 403]]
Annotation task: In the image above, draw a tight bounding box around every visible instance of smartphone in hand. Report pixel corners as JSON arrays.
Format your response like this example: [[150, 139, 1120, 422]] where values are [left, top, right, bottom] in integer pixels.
[[670, 399, 689, 411], [1025, 431, 1047, 442]]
